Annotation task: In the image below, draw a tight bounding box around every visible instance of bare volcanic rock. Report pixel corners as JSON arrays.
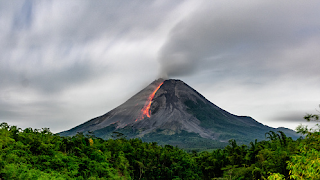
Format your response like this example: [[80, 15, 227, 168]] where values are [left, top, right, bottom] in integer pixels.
[[60, 79, 299, 148]]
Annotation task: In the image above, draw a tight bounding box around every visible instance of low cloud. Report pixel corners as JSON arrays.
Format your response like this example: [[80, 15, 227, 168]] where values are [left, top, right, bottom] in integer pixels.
[[0, 0, 185, 132], [1, 0, 320, 133], [0, 0, 183, 95], [272, 113, 308, 123]]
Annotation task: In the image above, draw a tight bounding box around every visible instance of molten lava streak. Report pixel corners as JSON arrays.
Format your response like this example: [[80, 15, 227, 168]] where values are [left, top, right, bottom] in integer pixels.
[[136, 82, 163, 121]]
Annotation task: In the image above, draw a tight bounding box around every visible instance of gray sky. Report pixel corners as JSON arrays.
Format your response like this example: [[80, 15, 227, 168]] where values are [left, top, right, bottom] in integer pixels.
[[1, 0, 320, 133]]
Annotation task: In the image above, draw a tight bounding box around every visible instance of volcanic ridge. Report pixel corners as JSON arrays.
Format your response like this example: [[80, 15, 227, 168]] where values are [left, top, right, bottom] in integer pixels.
[[60, 79, 299, 149]]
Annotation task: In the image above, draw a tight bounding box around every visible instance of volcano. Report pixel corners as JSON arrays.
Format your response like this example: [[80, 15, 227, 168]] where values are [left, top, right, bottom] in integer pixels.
[[60, 79, 299, 149]]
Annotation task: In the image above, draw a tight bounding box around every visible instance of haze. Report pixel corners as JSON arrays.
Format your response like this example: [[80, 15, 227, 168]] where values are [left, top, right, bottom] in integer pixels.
[[1, 0, 320, 132]]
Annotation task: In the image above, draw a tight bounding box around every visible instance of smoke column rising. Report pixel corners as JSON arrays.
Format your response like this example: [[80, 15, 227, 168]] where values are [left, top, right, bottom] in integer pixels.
[[157, 1, 320, 80]]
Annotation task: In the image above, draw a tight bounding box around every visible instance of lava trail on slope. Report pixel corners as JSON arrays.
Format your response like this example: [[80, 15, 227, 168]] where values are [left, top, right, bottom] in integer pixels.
[[135, 81, 164, 121]]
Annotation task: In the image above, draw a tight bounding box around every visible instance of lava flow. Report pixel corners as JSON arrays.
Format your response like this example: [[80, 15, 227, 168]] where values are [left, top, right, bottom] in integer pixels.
[[135, 82, 164, 121]]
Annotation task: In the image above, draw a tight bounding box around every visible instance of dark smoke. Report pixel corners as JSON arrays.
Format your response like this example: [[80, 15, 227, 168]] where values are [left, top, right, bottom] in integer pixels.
[[158, 1, 320, 80]]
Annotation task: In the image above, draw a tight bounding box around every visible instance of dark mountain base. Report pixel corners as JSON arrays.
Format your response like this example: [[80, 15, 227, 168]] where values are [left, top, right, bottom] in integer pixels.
[[60, 79, 300, 149]]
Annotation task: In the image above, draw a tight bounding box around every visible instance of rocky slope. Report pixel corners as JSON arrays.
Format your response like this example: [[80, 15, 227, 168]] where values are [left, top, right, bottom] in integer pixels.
[[60, 79, 300, 148]]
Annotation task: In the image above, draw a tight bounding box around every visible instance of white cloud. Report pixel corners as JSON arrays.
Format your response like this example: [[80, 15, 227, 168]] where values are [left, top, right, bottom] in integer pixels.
[[1, 0, 320, 132]]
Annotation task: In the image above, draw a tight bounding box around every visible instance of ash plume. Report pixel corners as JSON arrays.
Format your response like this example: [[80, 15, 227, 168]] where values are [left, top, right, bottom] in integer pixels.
[[158, 1, 320, 80]]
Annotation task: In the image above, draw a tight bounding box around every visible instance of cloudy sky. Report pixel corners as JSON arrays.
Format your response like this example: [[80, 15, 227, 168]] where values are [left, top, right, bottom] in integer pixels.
[[1, 0, 320, 133]]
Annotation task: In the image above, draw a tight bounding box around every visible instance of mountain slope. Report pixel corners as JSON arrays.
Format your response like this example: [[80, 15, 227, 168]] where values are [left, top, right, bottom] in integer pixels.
[[60, 79, 300, 148]]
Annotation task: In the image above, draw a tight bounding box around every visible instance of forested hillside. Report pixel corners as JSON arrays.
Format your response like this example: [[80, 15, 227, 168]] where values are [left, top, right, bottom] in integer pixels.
[[0, 121, 319, 180]]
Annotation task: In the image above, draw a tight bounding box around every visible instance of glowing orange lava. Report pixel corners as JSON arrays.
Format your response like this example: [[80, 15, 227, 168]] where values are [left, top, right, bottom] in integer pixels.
[[135, 82, 163, 121]]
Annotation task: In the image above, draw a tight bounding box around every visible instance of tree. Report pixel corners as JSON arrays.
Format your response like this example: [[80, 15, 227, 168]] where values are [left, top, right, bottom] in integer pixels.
[[287, 109, 320, 179]]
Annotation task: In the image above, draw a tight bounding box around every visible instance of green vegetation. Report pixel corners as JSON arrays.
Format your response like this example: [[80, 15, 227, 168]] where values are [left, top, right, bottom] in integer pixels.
[[0, 122, 199, 179], [1, 111, 319, 179]]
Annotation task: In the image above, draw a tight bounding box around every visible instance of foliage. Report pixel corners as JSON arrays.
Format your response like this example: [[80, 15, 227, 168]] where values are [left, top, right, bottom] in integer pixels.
[[288, 147, 320, 180], [268, 173, 285, 180], [287, 131, 320, 180], [287, 111, 320, 180], [304, 105, 320, 122], [0, 122, 199, 180], [1, 115, 320, 180]]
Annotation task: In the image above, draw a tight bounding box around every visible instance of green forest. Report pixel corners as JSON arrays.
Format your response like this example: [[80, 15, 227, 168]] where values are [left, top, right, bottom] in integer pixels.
[[0, 114, 319, 179]]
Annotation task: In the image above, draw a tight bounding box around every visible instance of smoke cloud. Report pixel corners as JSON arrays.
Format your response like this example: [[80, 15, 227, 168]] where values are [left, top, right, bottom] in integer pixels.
[[1, 0, 320, 132], [158, 1, 320, 80]]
